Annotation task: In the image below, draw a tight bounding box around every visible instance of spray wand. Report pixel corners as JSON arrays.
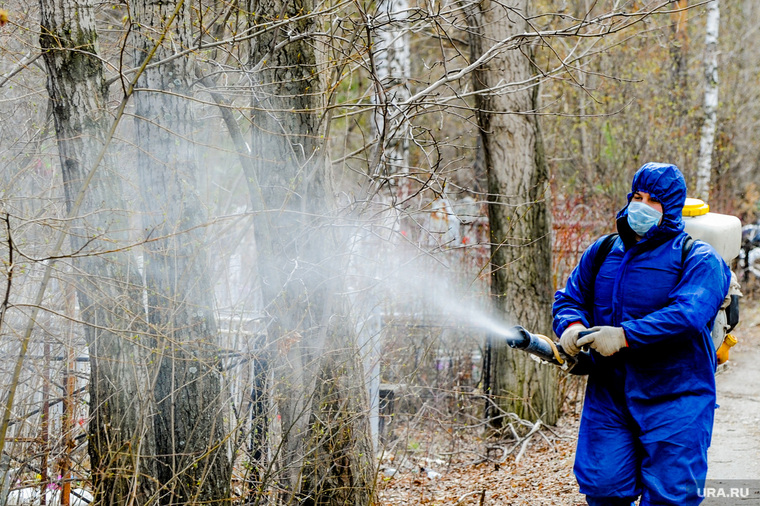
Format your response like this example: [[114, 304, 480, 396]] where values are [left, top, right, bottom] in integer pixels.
[[502, 326, 592, 375]]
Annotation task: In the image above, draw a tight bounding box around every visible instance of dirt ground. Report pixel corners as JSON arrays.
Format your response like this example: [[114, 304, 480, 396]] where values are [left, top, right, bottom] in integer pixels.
[[377, 302, 760, 505]]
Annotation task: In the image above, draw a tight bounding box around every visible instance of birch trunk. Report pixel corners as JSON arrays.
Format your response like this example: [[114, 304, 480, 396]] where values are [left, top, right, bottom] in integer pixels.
[[373, 0, 411, 194], [696, 0, 721, 201]]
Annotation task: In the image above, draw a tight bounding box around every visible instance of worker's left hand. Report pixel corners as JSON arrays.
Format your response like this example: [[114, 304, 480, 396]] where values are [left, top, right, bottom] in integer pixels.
[[576, 326, 627, 356]]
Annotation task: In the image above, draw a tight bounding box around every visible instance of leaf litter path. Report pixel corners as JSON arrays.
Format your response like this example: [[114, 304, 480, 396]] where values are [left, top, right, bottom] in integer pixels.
[[708, 302, 760, 482], [376, 413, 586, 505]]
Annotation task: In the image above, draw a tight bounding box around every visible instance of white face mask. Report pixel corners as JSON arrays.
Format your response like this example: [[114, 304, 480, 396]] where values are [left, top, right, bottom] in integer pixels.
[[627, 201, 663, 237]]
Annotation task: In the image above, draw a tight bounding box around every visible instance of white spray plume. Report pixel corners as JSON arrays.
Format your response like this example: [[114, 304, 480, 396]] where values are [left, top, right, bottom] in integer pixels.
[[348, 224, 517, 339]]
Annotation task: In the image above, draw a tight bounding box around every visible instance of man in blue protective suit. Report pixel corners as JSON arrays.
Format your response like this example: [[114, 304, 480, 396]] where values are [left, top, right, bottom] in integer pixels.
[[553, 162, 731, 506]]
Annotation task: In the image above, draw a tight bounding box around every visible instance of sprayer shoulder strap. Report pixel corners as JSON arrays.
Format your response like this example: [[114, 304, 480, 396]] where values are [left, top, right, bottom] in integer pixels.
[[591, 233, 619, 280], [681, 235, 695, 264], [592, 233, 695, 279]]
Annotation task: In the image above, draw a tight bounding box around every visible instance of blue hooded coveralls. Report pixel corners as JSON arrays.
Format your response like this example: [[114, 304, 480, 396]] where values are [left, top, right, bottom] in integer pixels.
[[553, 163, 731, 506]]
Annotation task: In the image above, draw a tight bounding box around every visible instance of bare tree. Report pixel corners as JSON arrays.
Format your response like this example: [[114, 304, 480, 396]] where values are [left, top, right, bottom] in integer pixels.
[[129, 0, 232, 501], [247, 0, 375, 503], [37, 0, 158, 501], [466, 1, 558, 424]]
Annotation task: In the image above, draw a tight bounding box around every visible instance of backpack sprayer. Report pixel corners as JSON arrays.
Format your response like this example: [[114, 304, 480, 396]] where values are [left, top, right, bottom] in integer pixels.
[[683, 198, 742, 364]]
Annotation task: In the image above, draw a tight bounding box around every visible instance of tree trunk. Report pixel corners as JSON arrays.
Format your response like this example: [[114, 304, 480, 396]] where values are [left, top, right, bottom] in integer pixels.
[[670, 0, 690, 95], [130, 0, 232, 502], [373, 0, 411, 199], [38, 0, 159, 502], [247, 1, 375, 503], [467, 1, 558, 425], [696, 0, 721, 201]]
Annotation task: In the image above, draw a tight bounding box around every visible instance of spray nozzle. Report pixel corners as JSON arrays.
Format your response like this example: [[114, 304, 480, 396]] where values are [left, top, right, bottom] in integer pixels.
[[504, 325, 592, 375]]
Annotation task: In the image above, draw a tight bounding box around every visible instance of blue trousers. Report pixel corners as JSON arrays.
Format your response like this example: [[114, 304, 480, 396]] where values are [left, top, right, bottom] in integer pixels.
[[575, 375, 714, 506]]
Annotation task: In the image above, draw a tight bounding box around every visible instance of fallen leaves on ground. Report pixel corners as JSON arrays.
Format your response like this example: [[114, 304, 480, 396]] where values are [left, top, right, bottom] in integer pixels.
[[376, 413, 586, 505]]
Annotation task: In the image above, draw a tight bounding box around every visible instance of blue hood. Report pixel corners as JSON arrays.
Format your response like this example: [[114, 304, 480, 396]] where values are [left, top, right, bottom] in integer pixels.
[[616, 162, 686, 243]]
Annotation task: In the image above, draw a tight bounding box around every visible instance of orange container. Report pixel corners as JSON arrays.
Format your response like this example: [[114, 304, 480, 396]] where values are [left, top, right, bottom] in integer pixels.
[[716, 334, 737, 365]]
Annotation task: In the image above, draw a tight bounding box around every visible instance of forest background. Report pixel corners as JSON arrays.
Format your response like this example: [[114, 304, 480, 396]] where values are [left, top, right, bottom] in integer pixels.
[[0, 0, 756, 504]]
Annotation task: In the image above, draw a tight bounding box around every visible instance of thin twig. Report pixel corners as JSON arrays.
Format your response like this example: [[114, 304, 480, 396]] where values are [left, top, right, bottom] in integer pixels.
[[0, 53, 42, 89], [455, 489, 485, 505], [515, 419, 542, 464], [0, 214, 13, 332]]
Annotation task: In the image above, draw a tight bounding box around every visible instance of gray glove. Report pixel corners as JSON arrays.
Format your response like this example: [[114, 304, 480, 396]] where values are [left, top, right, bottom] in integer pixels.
[[576, 326, 627, 356], [559, 323, 587, 356]]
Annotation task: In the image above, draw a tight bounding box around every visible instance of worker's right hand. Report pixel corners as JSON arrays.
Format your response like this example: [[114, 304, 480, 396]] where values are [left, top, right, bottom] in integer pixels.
[[559, 323, 587, 356]]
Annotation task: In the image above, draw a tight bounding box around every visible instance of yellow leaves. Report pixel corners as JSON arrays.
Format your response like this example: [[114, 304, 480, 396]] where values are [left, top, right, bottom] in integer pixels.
[[0, 9, 9, 27]]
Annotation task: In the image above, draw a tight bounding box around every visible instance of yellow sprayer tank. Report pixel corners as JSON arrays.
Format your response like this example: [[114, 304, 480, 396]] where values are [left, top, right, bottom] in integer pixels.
[[682, 198, 742, 262]]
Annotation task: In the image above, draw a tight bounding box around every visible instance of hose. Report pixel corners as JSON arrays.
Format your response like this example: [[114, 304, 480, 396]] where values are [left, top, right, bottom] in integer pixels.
[[531, 333, 565, 365]]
